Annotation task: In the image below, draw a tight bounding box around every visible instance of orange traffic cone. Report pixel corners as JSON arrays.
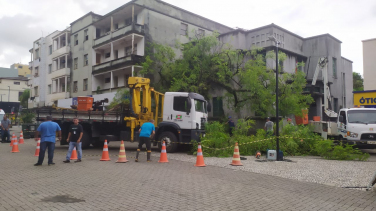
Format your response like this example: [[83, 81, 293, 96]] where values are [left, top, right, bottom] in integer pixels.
[[158, 141, 169, 163], [10, 133, 15, 147], [195, 143, 206, 167], [19, 132, 24, 144], [230, 142, 243, 166], [34, 139, 40, 157], [11, 138, 20, 153], [116, 140, 129, 163], [100, 140, 111, 161], [70, 147, 78, 160]]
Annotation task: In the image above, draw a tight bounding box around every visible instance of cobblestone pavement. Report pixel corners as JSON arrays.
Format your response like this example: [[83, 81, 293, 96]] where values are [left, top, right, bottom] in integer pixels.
[[1, 127, 376, 210]]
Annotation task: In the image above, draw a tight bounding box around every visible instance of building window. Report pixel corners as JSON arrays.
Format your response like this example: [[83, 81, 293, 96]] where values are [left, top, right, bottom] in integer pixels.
[[34, 86, 38, 97], [115, 24, 119, 30], [180, 23, 188, 36], [332, 57, 337, 78], [35, 49, 39, 59], [104, 78, 110, 83], [74, 34, 78, 46], [48, 84, 51, 94], [83, 79, 88, 91], [114, 50, 118, 59], [212, 97, 224, 117], [14, 82, 20, 85], [125, 16, 137, 26], [73, 81, 78, 92], [84, 29, 88, 41], [34, 67, 39, 77], [333, 98, 338, 112], [105, 52, 110, 58], [74, 58, 78, 69], [48, 64, 52, 74], [173, 96, 188, 112], [84, 54, 88, 66], [49, 45, 52, 55], [197, 29, 205, 37]]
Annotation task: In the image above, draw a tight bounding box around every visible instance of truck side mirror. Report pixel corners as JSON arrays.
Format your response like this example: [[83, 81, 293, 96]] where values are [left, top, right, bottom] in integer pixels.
[[339, 116, 343, 123], [186, 97, 192, 115], [207, 101, 211, 113]]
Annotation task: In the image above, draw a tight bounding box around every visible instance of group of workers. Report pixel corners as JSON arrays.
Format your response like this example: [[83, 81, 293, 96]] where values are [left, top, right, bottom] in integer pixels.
[[32, 116, 155, 166]]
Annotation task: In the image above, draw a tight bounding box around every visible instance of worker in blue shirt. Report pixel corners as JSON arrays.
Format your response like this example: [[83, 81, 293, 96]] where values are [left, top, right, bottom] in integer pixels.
[[227, 116, 235, 136], [34, 116, 61, 166], [136, 119, 155, 162]]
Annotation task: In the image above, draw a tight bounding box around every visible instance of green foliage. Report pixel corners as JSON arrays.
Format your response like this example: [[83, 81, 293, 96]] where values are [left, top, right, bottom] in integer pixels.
[[20, 110, 35, 123], [19, 89, 30, 108], [108, 88, 130, 110], [142, 33, 313, 118], [314, 140, 369, 161], [96, 86, 102, 94], [199, 121, 369, 161], [353, 72, 364, 91]]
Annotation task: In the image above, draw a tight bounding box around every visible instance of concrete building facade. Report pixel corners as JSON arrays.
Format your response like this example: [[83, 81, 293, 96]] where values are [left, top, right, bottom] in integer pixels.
[[218, 24, 353, 120], [0, 77, 28, 102], [363, 38, 376, 91]]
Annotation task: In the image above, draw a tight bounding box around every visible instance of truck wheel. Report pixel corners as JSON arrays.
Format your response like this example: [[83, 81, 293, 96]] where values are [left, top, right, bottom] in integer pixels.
[[81, 130, 91, 149], [158, 132, 178, 153]]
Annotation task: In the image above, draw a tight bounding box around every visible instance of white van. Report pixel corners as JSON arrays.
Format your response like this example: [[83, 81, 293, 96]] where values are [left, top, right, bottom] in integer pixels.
[[0, 109, 5, 131]]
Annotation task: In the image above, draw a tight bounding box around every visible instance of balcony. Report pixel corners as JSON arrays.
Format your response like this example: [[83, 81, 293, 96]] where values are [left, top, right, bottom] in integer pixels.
[[50, 68, 70, 79], [51, 46, 70, 59], [92, 55, 143, 74], [93, 24, 144, 48]]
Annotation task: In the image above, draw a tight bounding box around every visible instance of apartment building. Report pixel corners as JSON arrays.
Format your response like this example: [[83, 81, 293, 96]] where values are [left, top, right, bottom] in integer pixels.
[[363, 38, 376, 91], [68, 0, 232, 99], [217, 24, 353, 120], [0, 77, 28, 102]]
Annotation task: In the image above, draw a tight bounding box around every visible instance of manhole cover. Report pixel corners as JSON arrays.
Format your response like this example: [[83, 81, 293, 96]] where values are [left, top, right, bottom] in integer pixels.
[[41, 195, 85, 203]]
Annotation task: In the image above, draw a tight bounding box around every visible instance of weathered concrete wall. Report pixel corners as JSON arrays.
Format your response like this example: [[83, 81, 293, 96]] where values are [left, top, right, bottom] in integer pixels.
[[363, 38, 376, 91]]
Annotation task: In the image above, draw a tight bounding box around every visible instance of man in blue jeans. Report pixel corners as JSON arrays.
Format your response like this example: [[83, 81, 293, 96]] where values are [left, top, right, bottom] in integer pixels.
[[63, 118, 83, 163], [1, 115, 11, 143], [34, 116, 61, 166], [135, 119, 155, 162]]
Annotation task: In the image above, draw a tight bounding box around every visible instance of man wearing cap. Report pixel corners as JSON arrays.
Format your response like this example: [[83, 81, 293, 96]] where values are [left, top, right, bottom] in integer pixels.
[[34, 116, 61, 166], [227, 116, 235, 136], [264, 117, 274, 136]]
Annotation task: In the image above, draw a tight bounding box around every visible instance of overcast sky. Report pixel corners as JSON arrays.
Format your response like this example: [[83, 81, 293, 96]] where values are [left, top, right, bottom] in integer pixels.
[[0, 0, 375, 75]]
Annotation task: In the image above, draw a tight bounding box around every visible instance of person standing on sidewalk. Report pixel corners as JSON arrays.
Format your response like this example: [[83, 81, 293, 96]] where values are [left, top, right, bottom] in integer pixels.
[[63, 118, 83, 163], [1, 115, 11, 143], [34, 116, 61, 166], [135, 119, 155, 162]]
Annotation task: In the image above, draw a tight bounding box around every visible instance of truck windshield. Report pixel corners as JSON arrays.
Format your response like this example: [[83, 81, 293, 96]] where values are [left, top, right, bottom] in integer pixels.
[[195, 100, 207, 113], [348, 110, 376, 124]]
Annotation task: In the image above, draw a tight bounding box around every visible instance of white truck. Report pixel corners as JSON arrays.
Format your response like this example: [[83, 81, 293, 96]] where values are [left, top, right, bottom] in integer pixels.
[[309, 57, 376, 148]]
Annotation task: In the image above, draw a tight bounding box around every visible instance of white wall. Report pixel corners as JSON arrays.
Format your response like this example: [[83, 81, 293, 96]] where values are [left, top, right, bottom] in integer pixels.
[[0, 79, 28, 102]]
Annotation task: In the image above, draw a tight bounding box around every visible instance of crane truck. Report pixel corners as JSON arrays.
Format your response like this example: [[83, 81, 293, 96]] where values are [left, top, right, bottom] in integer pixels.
[[309, 57, 376, 149], [30, 77, 210, 152]]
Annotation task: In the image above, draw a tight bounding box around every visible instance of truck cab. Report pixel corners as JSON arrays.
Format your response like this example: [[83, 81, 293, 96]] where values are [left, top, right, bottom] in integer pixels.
[[155, 92, 210, 152], [0, 109, 5, 133], [338, 108, 376, 148]]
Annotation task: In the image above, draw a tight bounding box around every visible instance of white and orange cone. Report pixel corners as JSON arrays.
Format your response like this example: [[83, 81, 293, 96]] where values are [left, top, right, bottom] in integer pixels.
[[158, 141, 169, 163], [10, 133, 16, 147], [34, 139, 40, 157], [230, 142, 243, 166], [195, 143, 206, 167], [100, 140, 111, 161], [11, 138, 20, 153], [70, 147, 78, 160], [116, 140, 129, 163], [19, 132, 24, 144]]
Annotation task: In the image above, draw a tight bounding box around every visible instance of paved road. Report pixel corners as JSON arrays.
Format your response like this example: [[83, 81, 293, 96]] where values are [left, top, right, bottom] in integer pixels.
[[1, 127, 376, 211]]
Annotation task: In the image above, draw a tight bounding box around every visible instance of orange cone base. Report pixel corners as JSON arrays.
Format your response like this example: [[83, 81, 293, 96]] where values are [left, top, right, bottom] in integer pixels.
[[116, 158, 129, 163], [34, 152, 39, 157], [230, 162, 243, 166], [70, 149, 78, 160], [100, 158, 111, 161], [195, 158, 206, 167], [158, 154, 169, 163], [11, 145, 20, 153]]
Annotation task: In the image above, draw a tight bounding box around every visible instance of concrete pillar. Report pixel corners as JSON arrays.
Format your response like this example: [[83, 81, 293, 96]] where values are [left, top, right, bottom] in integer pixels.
[[132, 34, 134, 54], [65, 32, 68, 47], [65, 76, 67, 93], [58, 57, 60, 70], [65, 55, 67, 68], [111, 16, 114, 32], [132, 5, 134, 22], [110, 71, 113, 91], [57, 78, 60, 93], [132, 65, 134, 77], [110, 42, 114, 60]]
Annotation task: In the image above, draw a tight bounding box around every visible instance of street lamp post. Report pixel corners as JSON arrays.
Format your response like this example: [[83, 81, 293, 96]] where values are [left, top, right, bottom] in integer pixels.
[[8, 86, 10, 102], [268, 35, 281, 161]]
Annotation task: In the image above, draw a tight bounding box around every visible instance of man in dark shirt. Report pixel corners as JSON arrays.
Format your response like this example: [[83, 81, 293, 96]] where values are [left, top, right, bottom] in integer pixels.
[[227, 116, 235, 136], [63, 118, 83, 163], [1, 115, 11, 143]]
